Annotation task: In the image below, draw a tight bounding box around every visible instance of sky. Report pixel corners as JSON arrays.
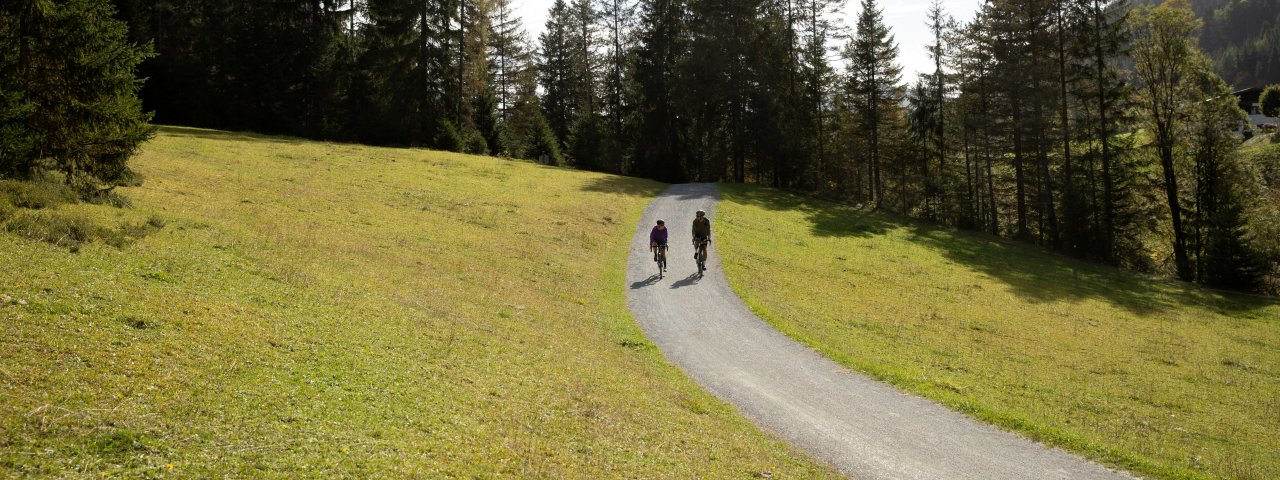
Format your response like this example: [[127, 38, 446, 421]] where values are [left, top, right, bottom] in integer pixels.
[[510, 0, 985, 83]]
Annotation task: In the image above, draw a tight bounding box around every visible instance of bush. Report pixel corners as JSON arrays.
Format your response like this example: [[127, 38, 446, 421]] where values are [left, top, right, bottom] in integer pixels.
[[435, 120, 464, 153], [4, 211, 99, 250], [2, 209, 162, 251], [464, 129, 489, 155], [0, 179, 78, 209], [525, 113, 564, 166], [1261, 84, 1280, 117], [87, 190, 132, 208]]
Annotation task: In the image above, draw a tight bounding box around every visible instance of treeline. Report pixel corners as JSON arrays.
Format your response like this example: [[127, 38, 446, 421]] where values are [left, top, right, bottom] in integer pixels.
[[7, 0, 1277, 291], [877, 0, 1279, 291], [109, 0, 581, 161], [105, 0, 1280, 291]]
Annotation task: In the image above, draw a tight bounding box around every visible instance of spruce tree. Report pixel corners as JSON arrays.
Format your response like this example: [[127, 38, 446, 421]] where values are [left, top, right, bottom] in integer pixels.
[[631, 0, 689, 182], [538, 0, 576, 146], [1068, 0, 1133, 262], [598, 0, 635, 174], [488, 0, 531, 124], [923, 0, 956, 221], [845, 0, 901, 209], [1, 0, 154, 195], [794, 0, 843, 191], [1189, 70, 1260, 287]]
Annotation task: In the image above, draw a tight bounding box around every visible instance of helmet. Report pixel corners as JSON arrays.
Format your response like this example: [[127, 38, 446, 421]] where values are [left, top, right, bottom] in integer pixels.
[[696, 210, 705, 216], [656, 219, 665, 225]]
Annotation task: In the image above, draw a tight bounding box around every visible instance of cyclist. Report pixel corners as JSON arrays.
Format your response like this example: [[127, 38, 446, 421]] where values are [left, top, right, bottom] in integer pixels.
[[650, 219, 669, 263], [691, 210, 711, 260]]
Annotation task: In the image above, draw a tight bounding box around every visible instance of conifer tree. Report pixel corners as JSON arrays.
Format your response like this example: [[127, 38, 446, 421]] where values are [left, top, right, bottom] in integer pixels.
[[488, 0, 531, 122], [538, 0, 575, 146], [1, 0, 154, 195], [845, 0, 902, 209], [598, 0, 636, 173], [923, 0, 956, 221], [1188, 71, 1260, 287], [631, 0, 689, 182]]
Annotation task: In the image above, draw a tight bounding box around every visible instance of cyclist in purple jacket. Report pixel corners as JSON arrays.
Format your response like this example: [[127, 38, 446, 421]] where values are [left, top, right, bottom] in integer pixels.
[[650, 219, 669, 262]]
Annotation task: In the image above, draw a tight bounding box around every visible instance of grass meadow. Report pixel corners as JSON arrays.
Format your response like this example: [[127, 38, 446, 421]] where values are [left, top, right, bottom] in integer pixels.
[[0, 127, 837, 478], [715, 183, 1280, 480]]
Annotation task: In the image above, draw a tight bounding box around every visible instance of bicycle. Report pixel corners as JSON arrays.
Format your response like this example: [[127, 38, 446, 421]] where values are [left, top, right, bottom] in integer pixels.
[[694, 238, 709, 277], [654, 243, 668, 278]]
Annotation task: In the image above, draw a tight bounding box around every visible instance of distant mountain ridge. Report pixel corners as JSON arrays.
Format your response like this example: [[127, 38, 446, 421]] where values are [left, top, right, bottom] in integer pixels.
[[1135, 0, 1280, 88]]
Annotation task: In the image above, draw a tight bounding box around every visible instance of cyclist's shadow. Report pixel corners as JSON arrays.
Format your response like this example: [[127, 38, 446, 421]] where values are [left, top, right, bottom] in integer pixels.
[[668, 273, 702, 289], [630, 274, 662, 289]]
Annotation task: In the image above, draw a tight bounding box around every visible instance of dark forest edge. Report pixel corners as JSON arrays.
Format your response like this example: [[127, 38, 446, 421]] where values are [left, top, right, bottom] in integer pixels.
[[3, 0, 1280, 294]]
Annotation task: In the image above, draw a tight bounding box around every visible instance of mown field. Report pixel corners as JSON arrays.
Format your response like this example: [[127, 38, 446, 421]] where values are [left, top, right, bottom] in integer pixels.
[[0, 127, 836, 478], [716, 183, 1280, 480]]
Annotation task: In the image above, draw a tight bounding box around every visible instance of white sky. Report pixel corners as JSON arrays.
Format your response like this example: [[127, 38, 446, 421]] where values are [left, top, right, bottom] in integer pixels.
[[510, 0, 984, 83]]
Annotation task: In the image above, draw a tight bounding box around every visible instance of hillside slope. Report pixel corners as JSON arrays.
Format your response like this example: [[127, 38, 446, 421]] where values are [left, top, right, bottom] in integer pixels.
[[715, 184, 1280, 480], [0, 127, 836, 478]]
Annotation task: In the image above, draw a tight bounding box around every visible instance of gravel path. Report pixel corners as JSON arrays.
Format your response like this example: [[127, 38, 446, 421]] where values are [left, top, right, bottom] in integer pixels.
[[625, 183, 1138, 480]]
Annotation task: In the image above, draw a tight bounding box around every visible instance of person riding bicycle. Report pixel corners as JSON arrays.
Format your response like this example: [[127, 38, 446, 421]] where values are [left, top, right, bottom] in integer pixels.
[[650, 219, 669, 261], [692, 210, 711, 260]]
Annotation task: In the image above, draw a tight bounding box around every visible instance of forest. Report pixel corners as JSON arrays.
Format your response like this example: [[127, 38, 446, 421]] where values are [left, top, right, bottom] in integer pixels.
[[1135, 0, 1280, 88], [3, 0, 1279, 292]]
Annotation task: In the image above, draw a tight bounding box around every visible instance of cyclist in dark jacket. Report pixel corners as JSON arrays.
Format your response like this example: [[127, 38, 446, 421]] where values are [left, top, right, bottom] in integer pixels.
[[650, 220, 669, 261], [692, 210, 710, 259]]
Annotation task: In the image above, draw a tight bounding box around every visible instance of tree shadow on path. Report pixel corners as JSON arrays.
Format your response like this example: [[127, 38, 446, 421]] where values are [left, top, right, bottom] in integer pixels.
[[578, 176, 666, 198]]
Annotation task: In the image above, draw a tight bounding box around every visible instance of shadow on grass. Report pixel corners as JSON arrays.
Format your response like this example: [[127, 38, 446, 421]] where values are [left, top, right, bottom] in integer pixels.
[[157, 125, 307, 145], [720, 183, 1280, 317], [578, 175, 666, 198], [723, 184, 897, 239]]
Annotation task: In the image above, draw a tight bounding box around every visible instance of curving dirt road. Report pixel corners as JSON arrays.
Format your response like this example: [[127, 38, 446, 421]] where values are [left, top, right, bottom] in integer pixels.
[[625, 183, 1137, 480]]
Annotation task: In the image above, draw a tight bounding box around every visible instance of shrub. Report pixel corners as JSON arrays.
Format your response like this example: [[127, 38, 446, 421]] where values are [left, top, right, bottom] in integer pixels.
[[4, 211, 98, 250], [2, 209, 161, 251], [87, 190, 132, 208], [464, 129, 489, 155], [1261, 84, 1280, 117], [435, 120, 464, 153], [0, 178, 78, 209], [524, 113, 564, 166]]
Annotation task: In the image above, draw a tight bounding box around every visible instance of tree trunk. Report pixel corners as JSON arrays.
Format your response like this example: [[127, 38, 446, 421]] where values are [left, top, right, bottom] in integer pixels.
[[1157, 132, 1192, 280], [1093, 0, 1115, 262], [1011, 87, 1029, 240]]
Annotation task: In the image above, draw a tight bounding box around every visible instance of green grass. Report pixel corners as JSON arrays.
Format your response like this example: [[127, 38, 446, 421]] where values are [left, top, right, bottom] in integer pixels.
[[0, 127, 837, 478], [715, 183, 1280, 480]]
